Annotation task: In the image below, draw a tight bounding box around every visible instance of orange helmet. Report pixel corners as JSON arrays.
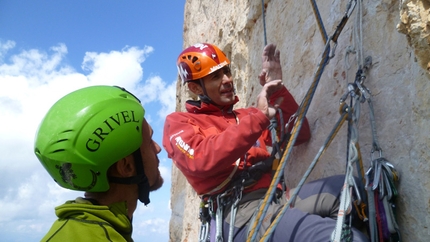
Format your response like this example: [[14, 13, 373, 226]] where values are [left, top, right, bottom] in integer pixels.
[[177, 43, 230, 83]]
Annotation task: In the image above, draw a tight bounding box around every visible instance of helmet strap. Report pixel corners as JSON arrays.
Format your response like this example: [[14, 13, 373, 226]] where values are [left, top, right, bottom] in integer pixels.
[[108, 148, 151, 205], [198, 79, 215, 104], [133, 148, 151, 205]]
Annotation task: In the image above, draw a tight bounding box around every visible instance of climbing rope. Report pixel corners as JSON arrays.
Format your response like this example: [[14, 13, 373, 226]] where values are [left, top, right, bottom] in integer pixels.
[[247, 1, 358, 241], [310, 0, 328, 42], [195, 1, 400, 241], [331, 6, 376, 234], [341, 3, 373, 227], [261, 0, 267, 45], [263, 103, 350, 240], [261, 85, 369, 242]]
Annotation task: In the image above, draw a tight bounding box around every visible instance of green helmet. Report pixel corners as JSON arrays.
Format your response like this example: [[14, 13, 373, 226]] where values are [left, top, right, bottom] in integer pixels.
[[34, 85, 145, 192]]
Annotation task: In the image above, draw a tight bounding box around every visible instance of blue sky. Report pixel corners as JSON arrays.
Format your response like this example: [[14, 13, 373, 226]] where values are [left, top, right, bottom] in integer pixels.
[[0, 1, 185, 241]]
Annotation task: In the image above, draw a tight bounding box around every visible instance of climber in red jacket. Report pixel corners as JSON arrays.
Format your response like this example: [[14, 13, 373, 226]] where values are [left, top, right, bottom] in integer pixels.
[[163, 43, 369, 242]]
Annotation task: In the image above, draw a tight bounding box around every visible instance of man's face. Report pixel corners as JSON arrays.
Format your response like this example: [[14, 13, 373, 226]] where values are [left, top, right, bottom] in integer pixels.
[[196, 66, 236, 107], [140, 119, 163, 191]]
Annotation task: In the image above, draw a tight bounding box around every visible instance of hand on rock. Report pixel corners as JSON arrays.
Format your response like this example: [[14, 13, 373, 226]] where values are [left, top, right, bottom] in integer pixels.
[[259, 44, 283, 86]]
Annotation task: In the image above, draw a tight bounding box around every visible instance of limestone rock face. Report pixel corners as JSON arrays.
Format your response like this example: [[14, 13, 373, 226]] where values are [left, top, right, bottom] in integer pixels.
[[169, 0, 430, 241], [397, 0, 430, 73]]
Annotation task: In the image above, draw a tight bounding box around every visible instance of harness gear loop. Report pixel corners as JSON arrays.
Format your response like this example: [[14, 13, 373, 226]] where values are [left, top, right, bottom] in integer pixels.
[[215, 193, 224, 242], [199, 179, 246, 242], [227, 182, 244, 242], [198, 196, 213, 242]]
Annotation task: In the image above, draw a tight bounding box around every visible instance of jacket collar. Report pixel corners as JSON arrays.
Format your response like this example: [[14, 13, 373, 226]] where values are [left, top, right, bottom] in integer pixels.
[[185, 96, 239, 114]]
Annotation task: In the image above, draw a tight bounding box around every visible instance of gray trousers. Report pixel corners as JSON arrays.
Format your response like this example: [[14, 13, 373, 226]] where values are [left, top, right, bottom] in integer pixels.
[[218, 175, 369, 242]]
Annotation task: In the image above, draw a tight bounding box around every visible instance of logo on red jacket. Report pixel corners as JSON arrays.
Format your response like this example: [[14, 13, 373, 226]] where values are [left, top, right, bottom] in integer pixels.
[[175, 136, 194, 158]]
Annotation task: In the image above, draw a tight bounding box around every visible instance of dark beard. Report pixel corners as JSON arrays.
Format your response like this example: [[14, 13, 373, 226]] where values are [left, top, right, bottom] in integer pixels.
[[150, 175, 164, 191]]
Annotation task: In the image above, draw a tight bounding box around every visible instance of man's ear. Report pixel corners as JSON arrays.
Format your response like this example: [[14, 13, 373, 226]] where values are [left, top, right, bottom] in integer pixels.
[[114, 156, 136, 177], [187, 81, 203, 95]]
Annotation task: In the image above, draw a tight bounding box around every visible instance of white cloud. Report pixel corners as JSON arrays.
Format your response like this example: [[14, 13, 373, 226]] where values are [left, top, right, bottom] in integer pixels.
[[82, 45, 154, 89], [158, 81, 177, 118], [0, 40, 173, 241], [159, 162, 172, 185], [134, 218, 169, 236], [134, 76, 176, 119], [0, 42, 73, 78], [0, 40, 16, 61]]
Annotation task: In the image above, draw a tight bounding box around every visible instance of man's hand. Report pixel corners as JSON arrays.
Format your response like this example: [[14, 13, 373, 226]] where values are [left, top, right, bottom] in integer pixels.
[[259, 44, 282, 86], [257, 80, 284, 119]]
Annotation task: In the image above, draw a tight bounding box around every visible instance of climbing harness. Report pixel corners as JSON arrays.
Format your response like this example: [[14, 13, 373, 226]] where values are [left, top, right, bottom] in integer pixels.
[[199, 170, 263, 242], [197, 111, 288, 242], [197, 107, 287, 242]]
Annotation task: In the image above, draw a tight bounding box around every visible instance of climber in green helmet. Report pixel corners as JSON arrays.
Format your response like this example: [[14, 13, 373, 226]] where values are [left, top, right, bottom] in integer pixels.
[[34, 85, 164, 242]]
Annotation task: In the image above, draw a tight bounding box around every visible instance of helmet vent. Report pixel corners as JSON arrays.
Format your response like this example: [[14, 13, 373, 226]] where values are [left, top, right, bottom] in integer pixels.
[[51, 149, 66, 154], [50, 137, 70, 153]]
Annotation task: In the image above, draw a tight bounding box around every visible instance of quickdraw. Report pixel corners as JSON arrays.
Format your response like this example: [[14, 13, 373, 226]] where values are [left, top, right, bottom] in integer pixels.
[[198, 176, 247, 242], [364, 91, 401, 241], [365, 156, 401, 242]]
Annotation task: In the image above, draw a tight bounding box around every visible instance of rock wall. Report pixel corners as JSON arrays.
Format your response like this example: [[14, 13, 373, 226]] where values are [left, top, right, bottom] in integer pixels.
[[170, 0, 430, 241]]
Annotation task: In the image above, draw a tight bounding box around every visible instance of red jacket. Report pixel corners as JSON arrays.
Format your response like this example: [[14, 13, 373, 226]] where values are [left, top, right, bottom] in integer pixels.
[[162, 86, 310, 195]]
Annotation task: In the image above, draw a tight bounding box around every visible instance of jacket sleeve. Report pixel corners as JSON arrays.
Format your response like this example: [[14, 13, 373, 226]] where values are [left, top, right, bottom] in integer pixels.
[[162, 107, 270, 178], [265, 85, 311, 146]]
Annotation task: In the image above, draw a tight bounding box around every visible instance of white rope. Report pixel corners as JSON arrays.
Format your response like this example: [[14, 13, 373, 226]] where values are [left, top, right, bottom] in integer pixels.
[[344, 0, 364, 82], [331, 143, 358, 242], [331, 93, 361, 241]]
